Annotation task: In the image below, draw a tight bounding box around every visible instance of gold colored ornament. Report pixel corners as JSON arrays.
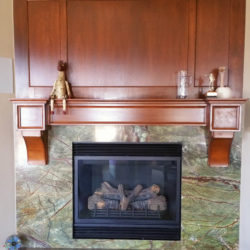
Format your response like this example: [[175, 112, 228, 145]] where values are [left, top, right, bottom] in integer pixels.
[[50, 61, 72, 114], [205, 73, 217, 97]]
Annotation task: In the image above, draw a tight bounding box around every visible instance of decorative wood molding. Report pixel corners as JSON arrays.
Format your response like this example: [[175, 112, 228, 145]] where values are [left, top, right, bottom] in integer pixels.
[[11, 98, 247, 167], [12, 99, 48, 165], [48, 99, 207, 125], [210, 105, 241, 131]]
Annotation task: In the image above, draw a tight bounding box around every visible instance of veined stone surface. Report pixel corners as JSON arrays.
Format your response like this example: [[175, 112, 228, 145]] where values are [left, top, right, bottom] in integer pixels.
[[15, 126, 241, 249]]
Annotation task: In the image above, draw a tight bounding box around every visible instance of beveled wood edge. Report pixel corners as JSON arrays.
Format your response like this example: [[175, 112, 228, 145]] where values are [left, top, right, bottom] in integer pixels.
[[210, 105, 241, 132], [12, 100, 47, 131], [17, 105, 45, 130], [11, 98, 48, 103], [205, 98, 248, 104], [49, 121, 207, 126], [10, 98, 248, 104]]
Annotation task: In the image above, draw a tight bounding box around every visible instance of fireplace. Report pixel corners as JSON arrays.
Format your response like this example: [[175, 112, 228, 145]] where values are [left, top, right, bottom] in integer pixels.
[[73, 142, 182, 240]]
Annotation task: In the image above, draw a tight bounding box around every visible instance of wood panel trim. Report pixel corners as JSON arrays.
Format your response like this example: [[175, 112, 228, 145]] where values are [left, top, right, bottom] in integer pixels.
[[194, 0, 230, 88], [17, 105, 45, 129], [67, 0, 191, 87], [48, 105, 207, 125], [14, 0, 30, 98], [210, 104, 241, 132], [60, 0, 67, 62], [228, 0, 245, 97], [187, 0, 196, 91], [12, 99, 47, 130]]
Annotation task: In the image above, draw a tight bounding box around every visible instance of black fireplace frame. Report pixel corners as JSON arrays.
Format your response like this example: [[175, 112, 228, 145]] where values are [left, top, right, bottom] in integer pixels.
[[73, 142, 182, 240]]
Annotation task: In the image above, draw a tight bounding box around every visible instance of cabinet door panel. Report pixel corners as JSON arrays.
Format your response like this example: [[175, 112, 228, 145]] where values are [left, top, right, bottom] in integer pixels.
[[67, 0, 189, 87], [28, 0, 61, 86], [195, 0, 230, 86]]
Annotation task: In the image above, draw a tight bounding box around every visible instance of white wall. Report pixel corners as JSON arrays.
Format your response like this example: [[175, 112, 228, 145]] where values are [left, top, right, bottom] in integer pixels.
[[240, 0, 250, 249], [0, 0, 16, 248]]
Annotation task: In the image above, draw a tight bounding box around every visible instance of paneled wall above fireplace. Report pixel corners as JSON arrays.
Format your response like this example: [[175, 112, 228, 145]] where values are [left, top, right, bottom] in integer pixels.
[[14, 0, 245, 99]]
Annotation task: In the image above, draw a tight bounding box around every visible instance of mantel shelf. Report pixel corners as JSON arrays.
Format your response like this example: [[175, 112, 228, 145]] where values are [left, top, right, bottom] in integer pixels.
[[11, 98, 248, 167]]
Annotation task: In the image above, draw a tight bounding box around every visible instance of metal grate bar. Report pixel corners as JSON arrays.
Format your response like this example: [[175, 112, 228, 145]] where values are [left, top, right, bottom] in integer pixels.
[[90, 206, 164, 219]]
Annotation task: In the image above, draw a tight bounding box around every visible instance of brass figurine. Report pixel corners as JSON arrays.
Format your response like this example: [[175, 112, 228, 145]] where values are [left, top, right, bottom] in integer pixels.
[[50, 61, 72, 114], [205, 72, 217, 97]]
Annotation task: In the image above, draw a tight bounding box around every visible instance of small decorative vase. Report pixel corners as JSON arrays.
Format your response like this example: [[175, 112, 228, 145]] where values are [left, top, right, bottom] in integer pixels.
[[216, 86, 232, 98], [177, 70, 191, 99], [216, 66, 232, 98]]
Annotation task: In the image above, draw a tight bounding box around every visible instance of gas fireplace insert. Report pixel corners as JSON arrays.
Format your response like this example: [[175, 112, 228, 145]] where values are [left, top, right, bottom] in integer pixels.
[[73, 142, 182, 240]]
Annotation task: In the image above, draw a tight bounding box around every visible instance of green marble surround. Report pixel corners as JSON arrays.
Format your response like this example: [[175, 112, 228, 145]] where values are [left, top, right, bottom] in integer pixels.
[[15, 126, 241, 249]]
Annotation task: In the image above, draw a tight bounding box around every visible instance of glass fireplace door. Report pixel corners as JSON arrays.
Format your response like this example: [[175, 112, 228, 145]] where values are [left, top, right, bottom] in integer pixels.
[[73, 143, 181, 240]]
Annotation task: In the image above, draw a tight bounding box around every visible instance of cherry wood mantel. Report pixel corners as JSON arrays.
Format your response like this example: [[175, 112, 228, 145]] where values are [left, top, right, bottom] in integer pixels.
[[12, 0, 246, 167], [12, 98, 247, 167]]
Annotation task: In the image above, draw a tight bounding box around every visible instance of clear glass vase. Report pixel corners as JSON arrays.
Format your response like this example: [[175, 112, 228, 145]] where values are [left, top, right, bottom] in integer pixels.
[[177, 70, 192, 99]]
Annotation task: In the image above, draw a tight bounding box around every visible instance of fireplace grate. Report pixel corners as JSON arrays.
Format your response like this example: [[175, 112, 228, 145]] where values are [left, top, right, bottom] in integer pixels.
[[90, 206, 165, 219]]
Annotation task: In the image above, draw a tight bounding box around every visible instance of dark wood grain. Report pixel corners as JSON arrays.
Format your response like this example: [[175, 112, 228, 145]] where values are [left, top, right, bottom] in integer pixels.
[[28, 0, 61, 86], [67, 0, 189, 87], [195, 0, 230, 87], [14, 0, 30, 98], [14, 0, 245, 99], [228, 0, 245, 97]]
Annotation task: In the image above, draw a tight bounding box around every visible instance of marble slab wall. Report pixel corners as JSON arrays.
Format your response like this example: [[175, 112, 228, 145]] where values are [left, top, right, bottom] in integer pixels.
[[15, 126, 241, 249]]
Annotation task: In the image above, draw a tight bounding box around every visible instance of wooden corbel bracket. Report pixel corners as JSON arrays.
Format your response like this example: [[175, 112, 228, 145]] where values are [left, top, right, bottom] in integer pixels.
[[207, 100, 244, 167], [12, 99, 48, 165]]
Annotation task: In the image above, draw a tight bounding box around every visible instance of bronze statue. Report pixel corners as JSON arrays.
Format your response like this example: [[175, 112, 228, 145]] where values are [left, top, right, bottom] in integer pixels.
[[50, 61, 72, 114]]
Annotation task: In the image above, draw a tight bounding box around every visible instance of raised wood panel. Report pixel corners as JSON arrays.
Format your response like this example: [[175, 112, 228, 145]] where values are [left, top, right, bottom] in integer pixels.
[[14, 0, 245, 99], [50, 106, 206, 125], [18, 106, 44, 129], [67, 0, 189, 87], [211, 105, 241, 131], [12, 99, 47, 130], [228, 0, 245, 97], [48, 99, 207, 125], [14, 0, 30, 98], [28, 0, 62, 86], [195, 0, 230, 87]]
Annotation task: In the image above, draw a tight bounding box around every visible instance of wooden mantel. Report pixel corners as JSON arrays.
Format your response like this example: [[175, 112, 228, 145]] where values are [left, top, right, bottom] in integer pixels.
[[11, 98, 247, 167]]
